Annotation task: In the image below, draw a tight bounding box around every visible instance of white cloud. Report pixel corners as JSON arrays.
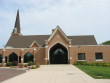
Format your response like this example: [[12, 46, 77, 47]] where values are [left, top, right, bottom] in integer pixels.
[[0, 0, 110, 48]]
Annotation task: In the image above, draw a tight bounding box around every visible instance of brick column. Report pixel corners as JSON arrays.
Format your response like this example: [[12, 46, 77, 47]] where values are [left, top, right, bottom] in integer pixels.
[[69, 41, 72, 64], [21, 49, 24, 64], [33, 49, 36, 63], [45, 40, 48, 64], [2, 49, 6, 67]]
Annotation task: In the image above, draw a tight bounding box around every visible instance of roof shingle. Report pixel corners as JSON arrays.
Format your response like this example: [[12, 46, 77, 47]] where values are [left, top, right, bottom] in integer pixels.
[[5, 35, 97, 48]]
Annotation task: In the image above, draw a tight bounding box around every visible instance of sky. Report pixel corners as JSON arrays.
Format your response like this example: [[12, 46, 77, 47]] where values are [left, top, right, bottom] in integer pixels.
[[0, 0, 110, 48]]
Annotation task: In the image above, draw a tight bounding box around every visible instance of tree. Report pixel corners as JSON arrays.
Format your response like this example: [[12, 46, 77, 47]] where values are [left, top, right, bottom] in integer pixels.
[[101, 40, 110, 45]]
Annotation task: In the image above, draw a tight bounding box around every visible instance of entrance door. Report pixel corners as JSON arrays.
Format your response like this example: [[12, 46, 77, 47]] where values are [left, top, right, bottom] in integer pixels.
[[49, 43, 68, 64]]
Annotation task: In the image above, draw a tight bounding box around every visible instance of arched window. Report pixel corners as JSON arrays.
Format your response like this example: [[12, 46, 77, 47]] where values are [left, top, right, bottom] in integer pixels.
[[9, 52, 18, 62], [24, 52, 33, 63]]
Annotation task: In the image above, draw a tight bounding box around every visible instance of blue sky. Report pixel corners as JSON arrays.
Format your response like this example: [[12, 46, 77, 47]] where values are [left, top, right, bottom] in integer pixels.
[[0, 0, 110, 48]]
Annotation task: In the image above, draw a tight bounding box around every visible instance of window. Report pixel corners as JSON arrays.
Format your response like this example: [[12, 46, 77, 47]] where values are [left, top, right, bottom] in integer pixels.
[[78, 53, 86, 61], [95, 52, 103, 61]]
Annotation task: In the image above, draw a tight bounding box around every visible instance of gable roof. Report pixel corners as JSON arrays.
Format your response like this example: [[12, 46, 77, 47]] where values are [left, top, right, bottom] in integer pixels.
[[29, 40, 40, 47], [48, 26, 70, 42], [68, 35, 97, 45], [5, 35, 97, 48]]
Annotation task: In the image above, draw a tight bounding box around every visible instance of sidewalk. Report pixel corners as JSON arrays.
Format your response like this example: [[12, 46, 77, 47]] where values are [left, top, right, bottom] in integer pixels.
[[2, 65, 110, 83]]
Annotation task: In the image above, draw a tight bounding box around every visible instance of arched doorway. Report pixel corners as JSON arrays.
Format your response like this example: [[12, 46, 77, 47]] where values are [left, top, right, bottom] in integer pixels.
[[9, 52, 18, 65], [49, 43, 68, 64], [24, 52, 33, 63]]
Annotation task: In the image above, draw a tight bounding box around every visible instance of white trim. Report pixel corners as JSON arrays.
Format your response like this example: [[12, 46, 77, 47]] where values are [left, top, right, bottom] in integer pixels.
[[72, 45, 110, 47], [0, 47, 45, 50], [48, 42, 69, 64], [48, 26, 70, 42], [96, 59, 103, 61], [29, 40, 39, 47]]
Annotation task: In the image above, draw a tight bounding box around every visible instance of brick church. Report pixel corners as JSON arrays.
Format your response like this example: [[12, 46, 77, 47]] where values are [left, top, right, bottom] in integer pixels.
[[0, 10, 110, 66]]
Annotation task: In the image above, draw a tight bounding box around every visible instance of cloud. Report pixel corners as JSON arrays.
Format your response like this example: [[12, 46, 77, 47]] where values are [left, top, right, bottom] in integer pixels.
[[0, 0, 110, 48]]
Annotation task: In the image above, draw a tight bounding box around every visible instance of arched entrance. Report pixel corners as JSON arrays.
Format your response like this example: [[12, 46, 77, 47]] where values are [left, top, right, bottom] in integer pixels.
[[24, 52, 33, 63], [49, 43, 68, 64]]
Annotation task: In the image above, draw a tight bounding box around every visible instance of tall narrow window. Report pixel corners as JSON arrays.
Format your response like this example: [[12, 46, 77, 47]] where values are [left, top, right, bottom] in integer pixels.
[[78, 53, 86, 61], [95, 52, 103, 61], [0, 54, 2, 63]]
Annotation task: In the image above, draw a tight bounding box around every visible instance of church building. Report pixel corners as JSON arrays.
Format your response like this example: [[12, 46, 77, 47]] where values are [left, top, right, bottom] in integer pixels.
[[0, 10, 110, 66]]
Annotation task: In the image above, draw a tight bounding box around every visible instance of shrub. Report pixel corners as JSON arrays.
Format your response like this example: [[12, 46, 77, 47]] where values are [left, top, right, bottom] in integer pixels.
[[74, 61, 110, 67], [90, 63, 96, 66], [74, 61, 88, 65], [102, 63, 110, 67], [24, 64, 28, 67], [31, 66, 37, 69], [28, 61, 35, 66], [13, 61, 18, 66], [36, 63, 40, 68], [95, 63, 102, 66], [74, 61, 80, 65], [6, 62, 13, 67], [10, 66, 15, 68]]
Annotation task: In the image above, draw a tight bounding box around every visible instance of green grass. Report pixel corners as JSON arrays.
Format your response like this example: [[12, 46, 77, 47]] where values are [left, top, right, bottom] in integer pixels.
[[75, 65, 110, 79]]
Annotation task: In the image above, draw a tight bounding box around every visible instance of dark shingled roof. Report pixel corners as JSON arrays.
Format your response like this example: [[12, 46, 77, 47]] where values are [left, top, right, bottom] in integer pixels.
[[5, 35, 97, 48]]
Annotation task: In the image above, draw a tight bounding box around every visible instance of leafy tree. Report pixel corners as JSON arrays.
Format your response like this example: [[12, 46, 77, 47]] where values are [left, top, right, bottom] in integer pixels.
[[101, 40, 110, 45]]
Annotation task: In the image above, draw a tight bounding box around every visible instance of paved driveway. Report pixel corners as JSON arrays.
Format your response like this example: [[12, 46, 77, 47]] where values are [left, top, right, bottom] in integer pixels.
[[2, 65, 110, 83], [0, 68, 26, 82]]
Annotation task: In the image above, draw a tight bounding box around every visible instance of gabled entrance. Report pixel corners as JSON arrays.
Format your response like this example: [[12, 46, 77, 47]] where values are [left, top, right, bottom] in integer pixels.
[[49, 43, 68, 64]]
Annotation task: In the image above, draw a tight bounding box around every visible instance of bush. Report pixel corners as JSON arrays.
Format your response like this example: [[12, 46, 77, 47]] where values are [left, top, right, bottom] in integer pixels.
[[74, 61, 110, 67], [28, 61, 35, 66], [90, 63, 96, 66], [6, 62, 13, 67], [13, 61, 18, 66], [95, 63, 102, 66], [24, 64, 28, 67], [74, 61, 88, 65], [31, 66, 37, 69], [102, 63, 110, 67], [36, 63, 40, 68], [10, 66, 15, 68]]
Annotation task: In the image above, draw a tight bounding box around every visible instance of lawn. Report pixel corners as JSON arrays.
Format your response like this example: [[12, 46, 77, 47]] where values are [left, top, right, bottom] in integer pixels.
[[75, 65, 110, 79]]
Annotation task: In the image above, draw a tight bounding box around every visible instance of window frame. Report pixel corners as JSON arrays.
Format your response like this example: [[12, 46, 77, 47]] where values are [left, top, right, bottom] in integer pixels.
[[78, 53, 86, 61], [95, 52, 103, 61]]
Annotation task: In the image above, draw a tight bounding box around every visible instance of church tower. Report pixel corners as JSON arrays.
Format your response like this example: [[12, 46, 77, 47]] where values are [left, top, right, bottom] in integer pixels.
[[12, 10, 21, 36]]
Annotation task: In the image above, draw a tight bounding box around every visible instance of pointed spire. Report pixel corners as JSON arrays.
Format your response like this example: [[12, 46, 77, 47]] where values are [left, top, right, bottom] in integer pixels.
[[56, 25, 60, 28], [12, 9, 21, 34]]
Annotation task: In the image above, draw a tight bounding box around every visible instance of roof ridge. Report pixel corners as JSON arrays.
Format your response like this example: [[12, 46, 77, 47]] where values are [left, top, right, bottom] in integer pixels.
[[21, 35, 50, 36], [68, 35, 94, 37]]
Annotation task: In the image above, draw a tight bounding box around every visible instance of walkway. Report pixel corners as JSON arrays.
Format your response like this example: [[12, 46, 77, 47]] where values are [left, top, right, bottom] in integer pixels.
[[2, 65, 110, 83]]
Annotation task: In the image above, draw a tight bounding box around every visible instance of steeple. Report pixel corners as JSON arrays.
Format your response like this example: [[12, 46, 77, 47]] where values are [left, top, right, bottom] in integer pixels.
[[12, 10, 21, 36]]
